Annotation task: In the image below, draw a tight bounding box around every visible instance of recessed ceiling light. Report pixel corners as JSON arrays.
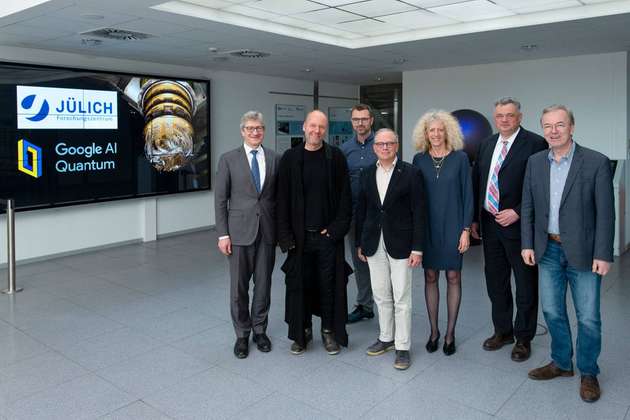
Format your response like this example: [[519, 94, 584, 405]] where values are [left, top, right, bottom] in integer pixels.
[[392, 57, 407, 65], [80, 13, 105, 20], [302, 68, 312, 73], [520, 44, 538, 52], [375, 75, 384, 81]]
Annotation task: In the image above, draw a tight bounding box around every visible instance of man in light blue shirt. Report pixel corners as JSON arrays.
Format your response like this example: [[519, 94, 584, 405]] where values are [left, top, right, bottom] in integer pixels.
[[521, 104, 614, 403], [340, 104, 378, 323]]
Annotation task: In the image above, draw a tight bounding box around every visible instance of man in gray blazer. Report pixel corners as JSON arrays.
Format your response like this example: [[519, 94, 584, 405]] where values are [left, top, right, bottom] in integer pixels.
[[215, 111, 280, 359], [521, 104, 614, 403]]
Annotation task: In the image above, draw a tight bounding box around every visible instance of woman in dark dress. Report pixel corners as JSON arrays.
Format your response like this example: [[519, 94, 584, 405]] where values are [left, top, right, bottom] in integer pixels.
[[411, 110, 473, 355]]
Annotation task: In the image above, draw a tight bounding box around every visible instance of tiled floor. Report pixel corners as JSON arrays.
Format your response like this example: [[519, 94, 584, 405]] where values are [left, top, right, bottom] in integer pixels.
[[1, 229, 629, 419]]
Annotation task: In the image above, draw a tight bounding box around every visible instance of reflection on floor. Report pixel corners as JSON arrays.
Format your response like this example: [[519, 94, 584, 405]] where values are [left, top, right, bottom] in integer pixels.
[[0, 229, 629, 419]]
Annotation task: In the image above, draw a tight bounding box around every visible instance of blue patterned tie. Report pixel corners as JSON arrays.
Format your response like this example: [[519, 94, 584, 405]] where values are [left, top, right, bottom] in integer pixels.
[[250, 149, 261, 193]]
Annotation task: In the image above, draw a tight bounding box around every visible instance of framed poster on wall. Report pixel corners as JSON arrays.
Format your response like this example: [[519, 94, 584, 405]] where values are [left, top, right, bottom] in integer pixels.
[[275, 104, 305, 154], [328, 107, 353, 147]]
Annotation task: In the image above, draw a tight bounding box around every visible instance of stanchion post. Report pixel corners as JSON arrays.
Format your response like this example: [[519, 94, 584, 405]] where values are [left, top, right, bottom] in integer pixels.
[[2, 199, 22, 294]]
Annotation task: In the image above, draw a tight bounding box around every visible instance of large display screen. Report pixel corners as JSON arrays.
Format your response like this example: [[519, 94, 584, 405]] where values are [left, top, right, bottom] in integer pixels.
[[0, 62, 210, 211]]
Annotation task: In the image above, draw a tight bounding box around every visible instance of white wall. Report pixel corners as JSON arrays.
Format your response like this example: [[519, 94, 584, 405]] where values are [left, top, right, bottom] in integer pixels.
[[0, 45, 357, 263], [403, 52, 627, 161]]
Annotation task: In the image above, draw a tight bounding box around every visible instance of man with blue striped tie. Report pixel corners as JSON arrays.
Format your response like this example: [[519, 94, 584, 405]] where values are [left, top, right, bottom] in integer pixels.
[[215, 111, 281, 359], [471, 98, 547, 363]]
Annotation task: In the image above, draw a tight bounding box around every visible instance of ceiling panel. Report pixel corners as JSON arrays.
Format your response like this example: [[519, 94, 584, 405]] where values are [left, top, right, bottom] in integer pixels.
[[378, 9, 456, 28], [428, 0, 515, 22], [507, 1, 582, 14], [246, 0, 324, 15], [337, 18, 408, 35], [338, 0, 417, 17], [296, 8, 362, 24]]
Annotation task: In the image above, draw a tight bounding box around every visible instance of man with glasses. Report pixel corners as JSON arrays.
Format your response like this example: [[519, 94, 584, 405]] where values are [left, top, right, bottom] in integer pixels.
[[215, 111, 280, 359], [356, 128, 425, 370], [277, 110, 352, 356], [340, 104, 378, 324], [521, 105, 614, 402]]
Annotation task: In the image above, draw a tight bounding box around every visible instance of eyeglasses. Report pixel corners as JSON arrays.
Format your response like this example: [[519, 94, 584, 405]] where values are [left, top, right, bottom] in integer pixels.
[[243, 126, 265, 133], [374, 141, 398, 148], [351, 117, 371, 123]]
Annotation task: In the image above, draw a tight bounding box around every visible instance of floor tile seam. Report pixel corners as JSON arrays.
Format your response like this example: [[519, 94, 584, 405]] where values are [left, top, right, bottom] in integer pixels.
[[93, 363, 215, 402], [361, 380, 497, 418], [493, 373, 530, 417], [456, 353, 541, 376], [239, 390, 343, 420], [336, 354, 420, 384], [160, 341, 224, 365], [3, 370, 94, 407], [20, 321, 129, 348], [89, 342, 188, 374], [96, 398, 177, 420], [407, 377, 504, 417], [55, 337, 166, 373], [136, 398, 178, 420], [356, 380, 408, 419]]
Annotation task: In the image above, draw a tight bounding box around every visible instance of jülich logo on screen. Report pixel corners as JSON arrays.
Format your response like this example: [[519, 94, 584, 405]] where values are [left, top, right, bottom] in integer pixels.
[[16, 86, 118, 130], [17, 139, 42, 178]]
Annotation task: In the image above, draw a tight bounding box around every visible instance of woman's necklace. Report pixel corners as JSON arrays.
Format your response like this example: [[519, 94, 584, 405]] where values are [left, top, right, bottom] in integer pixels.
[[430, 151, 447, 179]]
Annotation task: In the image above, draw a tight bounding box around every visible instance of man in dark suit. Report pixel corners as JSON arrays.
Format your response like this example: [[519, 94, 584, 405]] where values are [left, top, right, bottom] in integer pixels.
[[471, 97, 547, 362], [215, 110, 280, 359], [521, 104, 614, 403], [356, 128, 425, 370]]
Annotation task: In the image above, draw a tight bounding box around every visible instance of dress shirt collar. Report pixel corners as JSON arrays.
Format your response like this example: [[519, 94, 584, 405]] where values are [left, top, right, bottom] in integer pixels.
[[376, 157, 397, 172], [352, 131, 374, 146], [243, 143, 264, 157], [498, 127, 520, 146], [547, 140, 575, 163]]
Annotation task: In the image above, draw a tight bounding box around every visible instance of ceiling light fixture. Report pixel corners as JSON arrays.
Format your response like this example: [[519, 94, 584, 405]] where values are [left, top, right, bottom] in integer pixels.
[[80, 28, 156, 41], [392, 57, 407, 65], [375, 75, 384, 81], [302, 68, 312, 73]]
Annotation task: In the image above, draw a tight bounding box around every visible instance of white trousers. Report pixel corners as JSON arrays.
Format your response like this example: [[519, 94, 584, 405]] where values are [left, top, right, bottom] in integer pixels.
[[366, 234, 412, 350]]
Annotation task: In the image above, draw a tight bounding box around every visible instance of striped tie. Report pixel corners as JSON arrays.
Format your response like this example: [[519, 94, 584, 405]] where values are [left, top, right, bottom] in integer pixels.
[[486, 140, 508, 215]]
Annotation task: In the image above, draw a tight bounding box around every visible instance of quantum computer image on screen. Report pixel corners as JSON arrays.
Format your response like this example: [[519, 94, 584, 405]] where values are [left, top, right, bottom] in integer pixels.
[[0, 62, 210, 211]]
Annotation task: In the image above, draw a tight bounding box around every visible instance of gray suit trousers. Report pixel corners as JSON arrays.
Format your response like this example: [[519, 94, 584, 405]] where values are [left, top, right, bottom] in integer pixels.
[[229, 233, 275, 338]]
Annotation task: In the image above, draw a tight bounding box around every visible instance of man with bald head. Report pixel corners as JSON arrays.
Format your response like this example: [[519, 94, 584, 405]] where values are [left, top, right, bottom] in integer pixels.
[[277, 110, 353, 356]]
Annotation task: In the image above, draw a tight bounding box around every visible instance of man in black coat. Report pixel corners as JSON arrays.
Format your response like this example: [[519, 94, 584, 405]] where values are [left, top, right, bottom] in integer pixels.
[[471, 97, 547, 362], [355, 128, 425, 370], [276, 109, 352, 355]]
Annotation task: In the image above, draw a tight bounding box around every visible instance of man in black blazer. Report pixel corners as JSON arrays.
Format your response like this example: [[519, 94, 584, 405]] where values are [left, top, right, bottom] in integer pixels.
[[521, 105, 614, 403], [356, 128, 425, 370], [471, 97, 547, 362]]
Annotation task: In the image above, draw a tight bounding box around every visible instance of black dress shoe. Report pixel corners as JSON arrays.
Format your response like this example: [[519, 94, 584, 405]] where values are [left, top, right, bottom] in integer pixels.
[[233, 337, 249, 359], [443, 338, 456, 356], [425, 331, 440, 353], [253, 333, 272, 352]]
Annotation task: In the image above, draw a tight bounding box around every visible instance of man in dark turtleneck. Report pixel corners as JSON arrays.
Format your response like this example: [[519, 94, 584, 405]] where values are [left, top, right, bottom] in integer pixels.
[[276, 110, 352, 356]]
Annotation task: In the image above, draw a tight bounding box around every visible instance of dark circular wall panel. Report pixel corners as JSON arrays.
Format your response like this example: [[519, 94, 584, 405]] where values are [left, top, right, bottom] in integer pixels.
[[452, 109, 492, 164]]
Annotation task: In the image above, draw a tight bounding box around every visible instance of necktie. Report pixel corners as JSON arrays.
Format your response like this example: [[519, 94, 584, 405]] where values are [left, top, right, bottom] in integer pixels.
[[250, 149, 261, 193], [486, 140, 508, 215]]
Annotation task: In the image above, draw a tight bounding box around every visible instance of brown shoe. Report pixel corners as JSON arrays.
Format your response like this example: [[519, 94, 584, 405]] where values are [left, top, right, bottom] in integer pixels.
[[482, 333, 514, 351], [511, 340, 531, 362], [528, 362, 574, 380], [580, 375, 601, 403]]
